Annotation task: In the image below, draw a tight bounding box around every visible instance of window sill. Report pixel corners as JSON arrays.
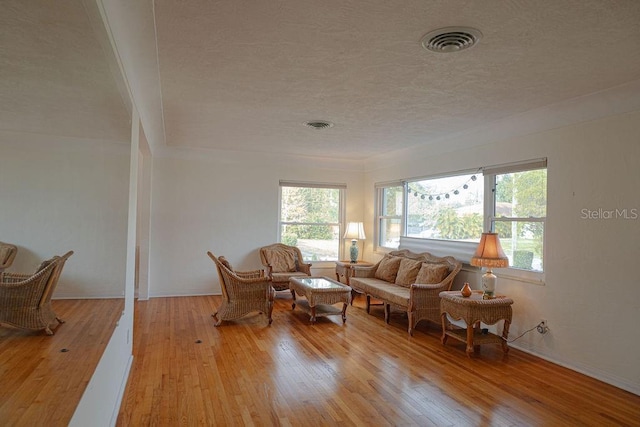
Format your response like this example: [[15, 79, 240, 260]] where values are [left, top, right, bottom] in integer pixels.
[[308, 260, 339, 269], [495, 268, 545, 286]]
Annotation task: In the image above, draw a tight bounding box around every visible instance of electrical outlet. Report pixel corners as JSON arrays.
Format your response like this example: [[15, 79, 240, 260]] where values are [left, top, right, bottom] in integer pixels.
[[536, 320, 549, 334]]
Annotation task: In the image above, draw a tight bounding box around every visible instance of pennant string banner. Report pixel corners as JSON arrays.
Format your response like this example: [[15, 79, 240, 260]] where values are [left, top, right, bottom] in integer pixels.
[[408, 174, 479, 201]]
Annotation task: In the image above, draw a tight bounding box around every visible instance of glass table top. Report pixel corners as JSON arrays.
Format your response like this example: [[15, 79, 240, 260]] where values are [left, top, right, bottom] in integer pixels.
[[295, 277, 345, 289]]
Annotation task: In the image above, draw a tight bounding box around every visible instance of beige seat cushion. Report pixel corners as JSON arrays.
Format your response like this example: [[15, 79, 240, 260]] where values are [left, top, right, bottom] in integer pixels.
[[415, 263, 449, 284], [374, 256, 402, 282], [394, 258, 423, 288], [352, 278, 410, 308], [271, 271, 309, 283]]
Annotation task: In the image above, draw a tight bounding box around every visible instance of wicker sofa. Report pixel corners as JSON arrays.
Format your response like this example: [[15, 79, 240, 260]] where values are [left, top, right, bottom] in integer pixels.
[[350, 249, 462, 335]]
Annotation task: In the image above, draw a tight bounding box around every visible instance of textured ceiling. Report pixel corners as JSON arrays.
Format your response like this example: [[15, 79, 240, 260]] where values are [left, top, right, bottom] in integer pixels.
[[0, 1, 130, 143], [154, 0, 640, 158], [2, 1, 640, 158]]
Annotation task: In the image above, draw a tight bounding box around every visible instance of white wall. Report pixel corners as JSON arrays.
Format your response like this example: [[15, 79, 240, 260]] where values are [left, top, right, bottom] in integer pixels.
[[363, 110, 640, 395], [148, 148, 364, 297], [0, 134, 130, 298]]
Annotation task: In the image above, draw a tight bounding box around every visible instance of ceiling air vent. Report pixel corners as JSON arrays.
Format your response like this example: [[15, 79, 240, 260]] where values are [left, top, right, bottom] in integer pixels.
[[304, 120, 334, 130], [421, 27, 482, 53]]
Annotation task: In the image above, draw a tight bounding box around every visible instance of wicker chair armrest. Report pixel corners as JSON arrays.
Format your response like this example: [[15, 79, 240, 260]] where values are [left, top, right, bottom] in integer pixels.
[[0, 272, 32, 284], [235, 269, 266, 279], [0, 271, 51, 288], [297, 262, 312, 275]]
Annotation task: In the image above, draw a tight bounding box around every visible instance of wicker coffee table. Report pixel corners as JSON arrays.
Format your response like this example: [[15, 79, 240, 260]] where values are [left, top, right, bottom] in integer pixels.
[[440, 290, 513, 357], [289, 277, 351, 323]]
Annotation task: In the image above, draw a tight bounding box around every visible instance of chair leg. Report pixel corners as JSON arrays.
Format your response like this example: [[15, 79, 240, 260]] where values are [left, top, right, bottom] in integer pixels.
[[56, 317, 65, 324], [384, 304, 390, 324], [366, 295, 371, 313], [267, 302, 273, 325], [211, 313, 222, 326]]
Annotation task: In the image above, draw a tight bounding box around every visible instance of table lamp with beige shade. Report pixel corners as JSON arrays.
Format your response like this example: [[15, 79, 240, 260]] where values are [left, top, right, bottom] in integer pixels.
[[470, 232, 509, 299], [343, 222, 366, 263]]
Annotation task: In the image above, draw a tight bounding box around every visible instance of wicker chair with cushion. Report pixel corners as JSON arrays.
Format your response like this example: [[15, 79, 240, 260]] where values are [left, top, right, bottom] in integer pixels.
[[259, 243, 312, 291], [207, 251, 275, 326], [0, 242, 18, 272], [0, 250, 73, 335]]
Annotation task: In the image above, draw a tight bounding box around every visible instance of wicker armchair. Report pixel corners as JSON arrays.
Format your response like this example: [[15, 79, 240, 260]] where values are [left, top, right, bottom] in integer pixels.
[[0, 251, 73, 335], [207, 252, 275, 326], [259, 243, 312, 291], [0, 241, 18, 272]]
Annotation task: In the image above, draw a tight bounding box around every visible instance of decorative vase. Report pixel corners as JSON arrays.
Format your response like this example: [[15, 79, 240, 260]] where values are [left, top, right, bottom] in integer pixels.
[[349, 240, 358, 263], [461, 282, 472, 297]]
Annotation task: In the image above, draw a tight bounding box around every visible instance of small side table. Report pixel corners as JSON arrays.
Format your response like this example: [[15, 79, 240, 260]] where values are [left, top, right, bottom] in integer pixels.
[[440, 290, 513, 357], [335, 260, 373, 304]]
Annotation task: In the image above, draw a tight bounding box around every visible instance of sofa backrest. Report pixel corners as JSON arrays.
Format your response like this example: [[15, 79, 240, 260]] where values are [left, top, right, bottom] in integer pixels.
[[380, 249, 462, 288]]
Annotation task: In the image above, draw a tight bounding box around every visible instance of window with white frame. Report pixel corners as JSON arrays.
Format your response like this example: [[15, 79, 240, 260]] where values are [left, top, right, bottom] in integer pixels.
[[375, 159, 547, 276], [406, 172, 484, 242], [486, 161, 547, 272], [279, 181, 345, 262], [376, 183, 403, 249]]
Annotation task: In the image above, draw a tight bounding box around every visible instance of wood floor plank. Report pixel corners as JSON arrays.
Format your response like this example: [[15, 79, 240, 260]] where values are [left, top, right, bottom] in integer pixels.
[[114, 294, 640, 426]]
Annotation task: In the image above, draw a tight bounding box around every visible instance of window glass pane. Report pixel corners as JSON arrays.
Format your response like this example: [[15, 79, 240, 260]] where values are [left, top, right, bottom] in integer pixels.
[[280, 185, 341, 262], [379, 218, 401, 248], [280, 224, 339, 261], [382, 186, 403, 216], [495, 221, 544, 271], [406, 173, 483, 241], [281, 187, 340, 223], [495, 169, 547, 218], [377, 185, 402, 249]]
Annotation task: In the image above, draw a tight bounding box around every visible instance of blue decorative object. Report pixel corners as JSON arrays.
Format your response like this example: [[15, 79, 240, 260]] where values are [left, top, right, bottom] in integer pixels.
[[349, 240, 358, 263], [344, 222, 365, 264]]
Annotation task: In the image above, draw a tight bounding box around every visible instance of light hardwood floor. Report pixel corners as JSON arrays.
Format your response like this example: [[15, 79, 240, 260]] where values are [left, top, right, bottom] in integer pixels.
[[0, 298, 123, 426], [117, 295, 640, 426]]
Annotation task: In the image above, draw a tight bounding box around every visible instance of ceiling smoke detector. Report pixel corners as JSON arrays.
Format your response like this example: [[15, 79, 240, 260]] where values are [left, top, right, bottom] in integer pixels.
[[304, 120, 334, 130], [421, 26, 482, 53]]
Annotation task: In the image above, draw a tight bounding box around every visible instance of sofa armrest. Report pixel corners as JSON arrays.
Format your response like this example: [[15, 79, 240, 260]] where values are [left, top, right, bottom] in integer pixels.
[[351, 264, 378, 278], [409, 260, 462, 302], [410, 281, 450, 295]]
